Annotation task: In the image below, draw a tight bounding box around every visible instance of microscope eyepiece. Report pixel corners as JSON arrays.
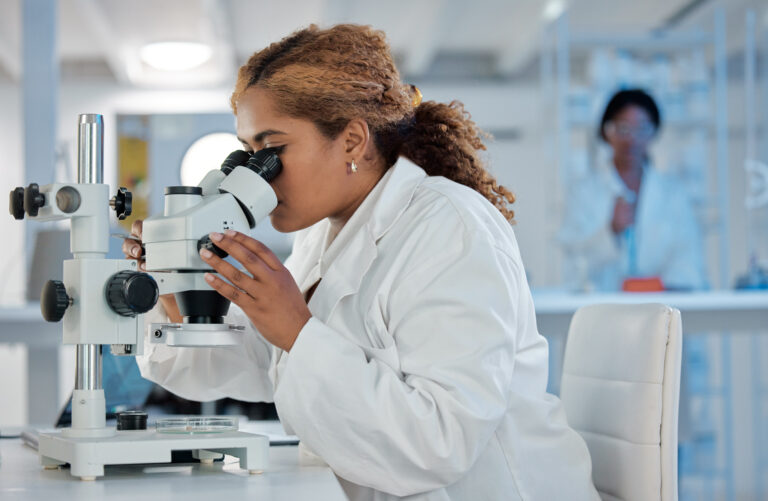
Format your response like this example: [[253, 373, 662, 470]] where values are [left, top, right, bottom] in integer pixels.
[[246, 148, 282, 182], [219, 149, 282, 182], [220, 150, 252, 175]]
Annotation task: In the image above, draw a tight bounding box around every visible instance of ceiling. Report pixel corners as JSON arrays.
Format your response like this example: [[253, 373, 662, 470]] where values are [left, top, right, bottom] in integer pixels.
[[0, 0, 766, 87]]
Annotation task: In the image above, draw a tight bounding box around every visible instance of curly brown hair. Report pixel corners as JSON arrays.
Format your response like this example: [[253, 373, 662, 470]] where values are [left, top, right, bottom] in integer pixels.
[[231, 24, 515, 221]]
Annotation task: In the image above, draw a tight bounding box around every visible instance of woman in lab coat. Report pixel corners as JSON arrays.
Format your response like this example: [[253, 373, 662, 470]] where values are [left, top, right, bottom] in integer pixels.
[[128, 24, 599, 501], [559, 89, 708, 291]]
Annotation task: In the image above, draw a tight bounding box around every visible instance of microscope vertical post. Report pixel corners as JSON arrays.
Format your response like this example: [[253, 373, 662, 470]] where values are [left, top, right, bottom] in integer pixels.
[[75, 114, 103, 395], [66, 113, 109, 436]]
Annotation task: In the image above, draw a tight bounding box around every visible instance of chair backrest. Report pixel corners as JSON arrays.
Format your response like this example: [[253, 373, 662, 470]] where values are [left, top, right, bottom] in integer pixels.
[[560, 303, 682, 501]]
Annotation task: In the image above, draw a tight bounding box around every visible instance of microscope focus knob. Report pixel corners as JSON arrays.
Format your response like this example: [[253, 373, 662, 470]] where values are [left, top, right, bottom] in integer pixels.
[[110, 187, 133, 220], [24, 183, 46, 217], [9, 187, 25, 219], [41, 280, 71, 322], [197, 235, 228, 259], [105, 271, 159, 317]]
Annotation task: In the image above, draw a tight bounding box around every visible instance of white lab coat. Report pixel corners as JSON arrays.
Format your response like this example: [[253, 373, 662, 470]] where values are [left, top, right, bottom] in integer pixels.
[[138, 158, 599, 501], [558, 160, 708, 291]]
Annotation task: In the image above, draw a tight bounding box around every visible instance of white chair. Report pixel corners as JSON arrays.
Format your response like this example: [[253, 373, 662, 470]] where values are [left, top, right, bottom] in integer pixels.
[[560, 303, 682, 501]]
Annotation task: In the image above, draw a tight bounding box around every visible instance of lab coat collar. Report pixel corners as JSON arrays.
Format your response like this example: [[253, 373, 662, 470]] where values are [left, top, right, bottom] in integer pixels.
[[308, 157, 427, 323], [369, 157, 428, 241], [604, 157, 650, 205]]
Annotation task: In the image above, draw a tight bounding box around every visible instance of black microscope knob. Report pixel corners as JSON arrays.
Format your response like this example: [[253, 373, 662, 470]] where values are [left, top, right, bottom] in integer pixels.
[[117, 411, 148, 431], [23, 183, 45, 217], [197, 235, 228, 259], [105, 270, 159, 317], [110, 187, 133, 220], [9, 187, 25, 220], [41, 280, 70, 322]]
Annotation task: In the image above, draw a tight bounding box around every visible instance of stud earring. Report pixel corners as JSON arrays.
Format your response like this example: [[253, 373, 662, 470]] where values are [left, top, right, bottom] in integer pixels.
[[347, 160, 358, 174]]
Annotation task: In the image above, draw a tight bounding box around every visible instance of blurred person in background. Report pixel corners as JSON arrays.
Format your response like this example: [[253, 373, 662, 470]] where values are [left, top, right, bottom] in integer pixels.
[[559, 88, 708, 292]]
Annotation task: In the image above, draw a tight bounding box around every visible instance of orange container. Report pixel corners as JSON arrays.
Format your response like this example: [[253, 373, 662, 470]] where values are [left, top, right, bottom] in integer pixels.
[[622, 276, 665, 292]]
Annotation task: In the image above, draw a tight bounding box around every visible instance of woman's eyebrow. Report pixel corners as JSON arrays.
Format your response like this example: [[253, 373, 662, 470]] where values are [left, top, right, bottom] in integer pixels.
[[237, 129, 287, 144]]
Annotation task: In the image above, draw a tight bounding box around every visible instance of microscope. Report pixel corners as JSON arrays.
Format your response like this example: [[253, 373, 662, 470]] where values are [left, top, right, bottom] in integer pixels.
[[9, 114, 280, 480]]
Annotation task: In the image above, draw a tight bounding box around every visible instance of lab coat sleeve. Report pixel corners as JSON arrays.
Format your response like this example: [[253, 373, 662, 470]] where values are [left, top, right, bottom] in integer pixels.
[[135, 302, 275, 402], [272, 232, 517, 496]]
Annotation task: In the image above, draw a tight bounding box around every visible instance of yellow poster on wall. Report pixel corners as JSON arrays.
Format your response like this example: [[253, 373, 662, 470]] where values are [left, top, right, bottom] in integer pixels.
[[117, 135, 149, 231]]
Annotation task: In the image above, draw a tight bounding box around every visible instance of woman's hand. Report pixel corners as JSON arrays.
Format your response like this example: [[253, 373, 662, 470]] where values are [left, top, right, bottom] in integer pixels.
[[199, 230, 311, 352], [120, 220, 182, 323], [121, 220, 146, 270], [610, 196, 636, 234]]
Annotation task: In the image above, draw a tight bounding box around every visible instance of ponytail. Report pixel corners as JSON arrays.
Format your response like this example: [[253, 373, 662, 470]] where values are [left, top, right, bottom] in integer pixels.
[[375, 100, 515, 221]]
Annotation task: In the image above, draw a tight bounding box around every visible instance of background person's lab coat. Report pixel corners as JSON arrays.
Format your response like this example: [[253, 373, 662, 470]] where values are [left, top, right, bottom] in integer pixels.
[[138, 159, 599, 501], [558, 160, 708, 291]]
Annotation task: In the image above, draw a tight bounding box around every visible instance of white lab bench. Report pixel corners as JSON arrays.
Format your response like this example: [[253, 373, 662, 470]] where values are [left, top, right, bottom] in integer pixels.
[[533, 289, 768, 336], [1, 291, 767, 423], [0, 439, 346, 500]]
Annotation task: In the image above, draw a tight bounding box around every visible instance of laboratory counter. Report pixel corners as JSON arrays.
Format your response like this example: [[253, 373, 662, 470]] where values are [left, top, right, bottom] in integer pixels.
[[0, 439, 347, 500], [532, 289, 768, 335]]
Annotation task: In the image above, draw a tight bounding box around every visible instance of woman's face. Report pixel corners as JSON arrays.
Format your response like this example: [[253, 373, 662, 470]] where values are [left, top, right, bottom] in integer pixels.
[[235, 87, 357, 233], [604, 105, 656, 158]]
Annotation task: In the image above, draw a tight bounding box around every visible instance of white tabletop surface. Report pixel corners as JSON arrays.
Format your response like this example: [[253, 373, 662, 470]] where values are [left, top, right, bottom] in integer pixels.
[[0, 439, 346, 501], [531, 289, 768, 334], [531, 289, 768, 312]]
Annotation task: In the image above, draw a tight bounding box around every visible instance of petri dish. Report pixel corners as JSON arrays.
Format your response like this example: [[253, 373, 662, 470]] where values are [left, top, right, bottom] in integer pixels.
[[156, 416, 238, 434]]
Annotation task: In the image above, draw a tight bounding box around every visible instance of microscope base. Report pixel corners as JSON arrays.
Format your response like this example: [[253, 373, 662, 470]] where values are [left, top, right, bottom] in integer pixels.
[[38, 429, 269, 480]]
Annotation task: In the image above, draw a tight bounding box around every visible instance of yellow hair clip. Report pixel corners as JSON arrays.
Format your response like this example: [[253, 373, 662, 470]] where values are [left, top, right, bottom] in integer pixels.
[[410, 85, 423, 108]]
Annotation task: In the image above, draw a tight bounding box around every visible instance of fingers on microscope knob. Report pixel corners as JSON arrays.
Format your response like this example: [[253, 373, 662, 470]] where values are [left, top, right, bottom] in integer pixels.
[[198, 235, 229, 259]]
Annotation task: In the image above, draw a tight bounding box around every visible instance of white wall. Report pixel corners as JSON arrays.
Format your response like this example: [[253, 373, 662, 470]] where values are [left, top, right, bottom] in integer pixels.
[[0, 83, 26, 305], [0, 83, 28, 426]]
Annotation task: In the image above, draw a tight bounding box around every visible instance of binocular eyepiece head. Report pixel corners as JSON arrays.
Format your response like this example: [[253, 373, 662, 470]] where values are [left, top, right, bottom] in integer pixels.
[[220, 149, 282, 182]]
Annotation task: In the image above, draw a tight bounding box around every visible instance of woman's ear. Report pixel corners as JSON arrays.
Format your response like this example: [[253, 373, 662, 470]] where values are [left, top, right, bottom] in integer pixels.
[[342, 118, 370, 158]]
